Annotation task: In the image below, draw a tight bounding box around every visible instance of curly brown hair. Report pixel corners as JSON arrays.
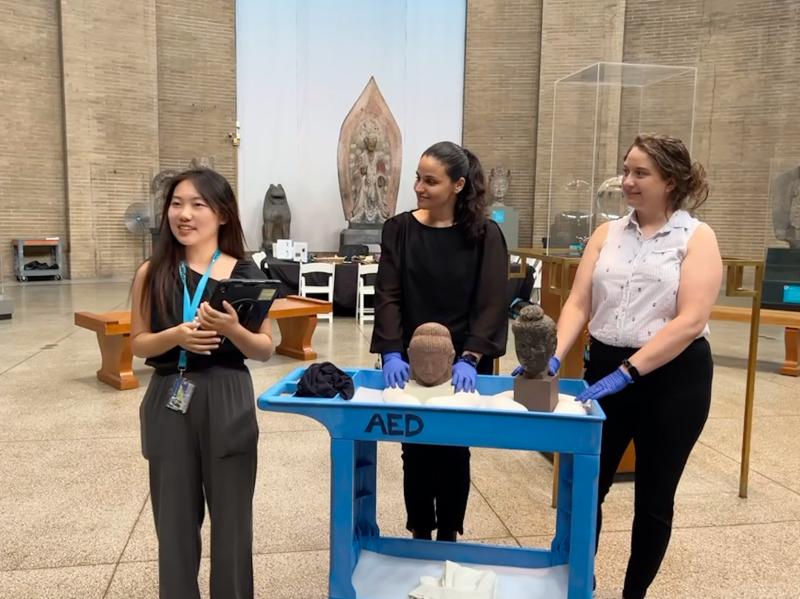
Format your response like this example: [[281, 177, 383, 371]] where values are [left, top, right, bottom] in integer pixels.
[[625, 134, 709, 214]]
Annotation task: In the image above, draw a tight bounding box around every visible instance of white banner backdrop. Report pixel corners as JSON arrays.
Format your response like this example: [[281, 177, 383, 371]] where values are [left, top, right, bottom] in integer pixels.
[[236, 0, 466, 251]]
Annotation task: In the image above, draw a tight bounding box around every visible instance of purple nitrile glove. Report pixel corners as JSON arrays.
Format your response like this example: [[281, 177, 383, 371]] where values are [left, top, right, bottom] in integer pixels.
[[452, 359, 477, 393], [512, 356, 561, 377], [382, 352, 410, 389], [547, 356, 561, 376], [575, 367, 633, 403]]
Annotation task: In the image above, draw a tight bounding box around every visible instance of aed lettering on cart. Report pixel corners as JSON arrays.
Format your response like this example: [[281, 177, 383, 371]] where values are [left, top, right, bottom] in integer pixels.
[[364, 412, 424, 437]]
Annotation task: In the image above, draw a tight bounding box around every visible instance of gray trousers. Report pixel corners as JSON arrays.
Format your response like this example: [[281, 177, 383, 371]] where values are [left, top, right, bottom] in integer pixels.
[[140, 365, 259, 599]]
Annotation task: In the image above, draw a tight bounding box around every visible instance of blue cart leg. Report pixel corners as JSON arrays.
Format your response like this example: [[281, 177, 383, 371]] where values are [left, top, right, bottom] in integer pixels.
[[567, 453, 600, 599], [353, 440, 380, 543], [329, 438, 359, 599], [551, 453, 573, 565]]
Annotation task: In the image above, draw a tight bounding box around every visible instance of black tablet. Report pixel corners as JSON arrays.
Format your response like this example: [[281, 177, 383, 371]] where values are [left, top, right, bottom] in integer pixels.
[[207, 278, 281, 332]]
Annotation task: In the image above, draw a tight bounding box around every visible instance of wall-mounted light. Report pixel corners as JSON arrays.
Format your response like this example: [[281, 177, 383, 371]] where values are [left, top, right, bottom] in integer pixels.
[[228, 120, 241, 147]]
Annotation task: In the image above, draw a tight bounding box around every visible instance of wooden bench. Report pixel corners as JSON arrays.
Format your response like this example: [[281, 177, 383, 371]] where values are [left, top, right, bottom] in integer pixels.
[[74, 311, 138, 390], [74, 295, 333, 390], [711, 306, 800, 376]]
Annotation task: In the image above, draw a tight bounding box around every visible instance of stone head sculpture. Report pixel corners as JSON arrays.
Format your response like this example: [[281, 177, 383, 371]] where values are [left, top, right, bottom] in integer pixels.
[[489, 167, 511, 204], [512, 305, 557, 379], [150, 168, 179, 227], [188, 156, 215, 170], [407, 322, 455, 386]]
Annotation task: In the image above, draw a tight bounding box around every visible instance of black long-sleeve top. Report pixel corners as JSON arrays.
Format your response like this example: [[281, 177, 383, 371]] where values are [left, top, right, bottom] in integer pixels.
[[370, 210, 509, 359], [145, 259, 266, 373]]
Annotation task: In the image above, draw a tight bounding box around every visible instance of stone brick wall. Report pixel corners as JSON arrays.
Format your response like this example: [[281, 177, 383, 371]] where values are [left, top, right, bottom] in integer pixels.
[[0, 2, 67, 279], [622, 0, 800, 258], [463, 0, 542, 248], [59, 0, 160, 278], [156, 0, 237, 184], [1, 1, 797, 279], [0, 0, 237, 280]]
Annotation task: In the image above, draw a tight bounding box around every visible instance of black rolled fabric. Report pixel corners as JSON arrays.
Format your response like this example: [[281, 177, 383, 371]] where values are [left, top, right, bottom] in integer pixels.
[[295, 362, 354, 400]]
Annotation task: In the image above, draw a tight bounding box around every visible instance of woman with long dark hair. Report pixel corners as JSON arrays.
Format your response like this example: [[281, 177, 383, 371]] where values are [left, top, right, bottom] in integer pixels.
[[371, 141, 509, 542], [131, 168, 274, 598]]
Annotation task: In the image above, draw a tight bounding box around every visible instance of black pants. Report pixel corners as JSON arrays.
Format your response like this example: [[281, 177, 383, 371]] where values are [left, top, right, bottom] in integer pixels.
[[400, 356, 493, 536], [140, 366, 259, 599], [586, 337, 712, 599]]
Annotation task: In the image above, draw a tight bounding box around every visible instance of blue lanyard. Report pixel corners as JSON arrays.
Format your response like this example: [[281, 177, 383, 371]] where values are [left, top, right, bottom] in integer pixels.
[[177, 249, 221, 370]]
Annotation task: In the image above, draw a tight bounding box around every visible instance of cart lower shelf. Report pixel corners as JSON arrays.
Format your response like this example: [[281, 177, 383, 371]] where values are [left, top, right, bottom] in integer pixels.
[[351, 549, 569, 599]]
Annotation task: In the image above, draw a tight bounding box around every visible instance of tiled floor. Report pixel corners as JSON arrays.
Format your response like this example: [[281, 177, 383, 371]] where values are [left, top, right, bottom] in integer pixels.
[[0, 280, 797, 598]]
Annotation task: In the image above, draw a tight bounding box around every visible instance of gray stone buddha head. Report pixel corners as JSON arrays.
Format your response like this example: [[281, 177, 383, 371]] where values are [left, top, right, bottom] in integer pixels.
[[512, 305, 557, 379]]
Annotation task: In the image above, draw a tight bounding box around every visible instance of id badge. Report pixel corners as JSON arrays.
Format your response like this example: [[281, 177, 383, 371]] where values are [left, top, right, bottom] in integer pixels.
[[166, 375, 195, 414]]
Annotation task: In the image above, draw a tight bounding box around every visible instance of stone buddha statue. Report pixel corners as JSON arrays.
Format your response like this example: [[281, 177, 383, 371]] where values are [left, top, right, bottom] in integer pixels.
[[512, 304, 559, 411]]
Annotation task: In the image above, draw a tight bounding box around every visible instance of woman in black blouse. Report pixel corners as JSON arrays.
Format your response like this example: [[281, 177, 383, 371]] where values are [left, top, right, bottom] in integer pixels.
[[130, 168, 274, 598], [370, 141, 508, 542]]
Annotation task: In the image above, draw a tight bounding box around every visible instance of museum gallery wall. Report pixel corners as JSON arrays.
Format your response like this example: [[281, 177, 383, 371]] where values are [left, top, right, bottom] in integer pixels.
[[236, 0, 466, 252]]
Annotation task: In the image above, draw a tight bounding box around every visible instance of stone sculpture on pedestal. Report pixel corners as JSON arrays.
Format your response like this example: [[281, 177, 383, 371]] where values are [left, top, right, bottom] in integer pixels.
[[337, 77, 402, 253], [512, 304, 559, 412], [487, 167, 519, 248], [771, 165, 800, 248], [489, 168, 511, 205], [262, 184, 291, 254]]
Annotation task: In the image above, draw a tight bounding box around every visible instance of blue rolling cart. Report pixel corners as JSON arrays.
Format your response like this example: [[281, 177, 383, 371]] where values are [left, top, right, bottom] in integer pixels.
[[258, 368, 604, 599]]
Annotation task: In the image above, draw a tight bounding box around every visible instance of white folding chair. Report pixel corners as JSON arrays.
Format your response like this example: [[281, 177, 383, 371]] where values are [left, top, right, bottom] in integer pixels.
[[356, 263, 379, 325], [251, 250, 267, 273], [299, 262, 335, 322]]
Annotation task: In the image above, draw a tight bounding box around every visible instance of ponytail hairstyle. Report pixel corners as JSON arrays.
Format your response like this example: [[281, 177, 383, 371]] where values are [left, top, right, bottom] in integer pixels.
[[140, 168, 245, 318], [421, 141, 487, 243], [625, 134, 709, 214]]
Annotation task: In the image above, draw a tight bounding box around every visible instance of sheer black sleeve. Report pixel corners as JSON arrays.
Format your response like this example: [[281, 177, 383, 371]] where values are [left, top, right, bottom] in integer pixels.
[[370, 216, 405, 354], [464, 221, 509, 357]]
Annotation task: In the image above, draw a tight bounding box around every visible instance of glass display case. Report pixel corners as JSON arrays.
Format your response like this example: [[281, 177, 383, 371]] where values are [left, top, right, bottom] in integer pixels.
[[546, 62, 697, 253], [764, 157, 800, 310], [768, 157, 800, 250]]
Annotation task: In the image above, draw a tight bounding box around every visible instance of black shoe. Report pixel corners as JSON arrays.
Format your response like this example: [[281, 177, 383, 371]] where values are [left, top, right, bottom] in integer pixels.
[[411, 529, 432, 540]]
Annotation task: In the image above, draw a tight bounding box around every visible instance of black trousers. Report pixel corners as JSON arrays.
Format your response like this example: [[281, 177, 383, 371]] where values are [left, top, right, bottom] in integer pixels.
[[586, 337, 712, 599], [400, 356, 493, 536], [140, 366, 259, 599]]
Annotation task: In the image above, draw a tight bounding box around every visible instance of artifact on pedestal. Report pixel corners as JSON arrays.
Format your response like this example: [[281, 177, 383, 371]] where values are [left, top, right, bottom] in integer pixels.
[[489, 168, 510, 205], [512, 304, 559, 412], [593, 175, 626, 229], [487, 167, 519, 249], [337, 77, 402, 253], [262, 184, 292, 254], [771, 165, 800, 249]]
